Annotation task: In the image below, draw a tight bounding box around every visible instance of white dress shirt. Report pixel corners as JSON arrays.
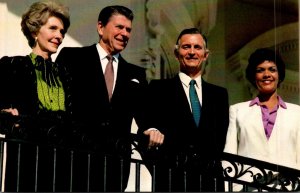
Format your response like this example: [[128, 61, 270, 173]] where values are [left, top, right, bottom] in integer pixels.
[[178, 72, 202, 110]]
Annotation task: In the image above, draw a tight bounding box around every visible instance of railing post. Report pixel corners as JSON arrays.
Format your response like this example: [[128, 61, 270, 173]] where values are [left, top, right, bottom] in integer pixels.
[[34, 145, 39, 192], [135, 162, 141, 192], [0, 141, 3, 192]]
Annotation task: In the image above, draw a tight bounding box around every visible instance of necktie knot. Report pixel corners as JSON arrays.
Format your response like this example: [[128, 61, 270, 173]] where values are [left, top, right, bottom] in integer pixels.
[[107, 55, 113, 62], [190, 79, 196, 86]]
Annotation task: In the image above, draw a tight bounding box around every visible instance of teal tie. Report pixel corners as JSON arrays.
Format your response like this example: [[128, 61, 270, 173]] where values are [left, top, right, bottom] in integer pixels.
[[189, 80, 201, 126]]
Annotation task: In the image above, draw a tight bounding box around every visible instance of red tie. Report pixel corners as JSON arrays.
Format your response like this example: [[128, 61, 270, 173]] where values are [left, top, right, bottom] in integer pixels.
[[105, 55, 114, 101]]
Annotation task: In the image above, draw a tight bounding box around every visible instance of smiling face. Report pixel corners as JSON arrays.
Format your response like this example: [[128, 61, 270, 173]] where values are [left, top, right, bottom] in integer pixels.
[[32, 16, 65, 59], [176, 34, 209, 78], [255, 60, 279, 95], [97, 14, 132, 55]]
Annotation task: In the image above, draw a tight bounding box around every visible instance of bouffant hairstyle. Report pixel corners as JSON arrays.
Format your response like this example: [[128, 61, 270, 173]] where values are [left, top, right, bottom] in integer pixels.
[[246, 47, 285, 88], [21, 0, 70, 48]]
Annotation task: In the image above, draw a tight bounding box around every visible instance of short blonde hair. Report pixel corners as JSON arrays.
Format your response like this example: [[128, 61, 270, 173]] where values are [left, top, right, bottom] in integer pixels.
[[21, 0, 70, 48]]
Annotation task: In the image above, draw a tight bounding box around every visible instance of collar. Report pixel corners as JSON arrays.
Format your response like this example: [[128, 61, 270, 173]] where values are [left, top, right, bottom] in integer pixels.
[[29, 52, 60, 87], [96, 43, 119, 62], [29, 52, 52, 67], [249, 95, 287, 109], [179, 72, 202, 88]]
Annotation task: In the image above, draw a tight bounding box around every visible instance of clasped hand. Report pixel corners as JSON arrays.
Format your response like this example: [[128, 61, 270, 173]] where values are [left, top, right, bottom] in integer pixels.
[[1, 108, 19, 116], [143, 129, 164, 149], [1, 108, 20, 127]]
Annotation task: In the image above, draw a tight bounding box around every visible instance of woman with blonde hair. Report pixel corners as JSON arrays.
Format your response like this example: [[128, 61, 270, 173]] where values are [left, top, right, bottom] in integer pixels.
[[0, 1, 72, 191]]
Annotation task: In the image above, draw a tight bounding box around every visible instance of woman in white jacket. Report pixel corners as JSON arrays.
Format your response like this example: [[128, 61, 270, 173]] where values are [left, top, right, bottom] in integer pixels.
[[224, 47, 300, 170]]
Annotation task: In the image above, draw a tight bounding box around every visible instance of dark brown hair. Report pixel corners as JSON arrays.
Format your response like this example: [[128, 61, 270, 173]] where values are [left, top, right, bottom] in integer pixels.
[[246, 47, 285, 88]]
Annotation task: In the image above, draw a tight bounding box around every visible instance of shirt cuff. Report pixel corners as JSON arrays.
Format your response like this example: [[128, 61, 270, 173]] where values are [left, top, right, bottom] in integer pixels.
[[147, 128, 158, 132]]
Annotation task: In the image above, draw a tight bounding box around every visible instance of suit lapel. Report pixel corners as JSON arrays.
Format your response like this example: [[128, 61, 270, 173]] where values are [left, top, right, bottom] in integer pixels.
[[111, 56, 128, 101], [198, 79, 214, 128], [173, 75, 196, 126], [86, 45, 110, 103], [201, 80, 216, 118]]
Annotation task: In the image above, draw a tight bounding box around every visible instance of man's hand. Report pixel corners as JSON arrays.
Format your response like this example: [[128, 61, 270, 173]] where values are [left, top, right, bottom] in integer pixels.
[[143, 129, 164, 149], [1, 108, 19, 116], [1, 108, 20, 127]]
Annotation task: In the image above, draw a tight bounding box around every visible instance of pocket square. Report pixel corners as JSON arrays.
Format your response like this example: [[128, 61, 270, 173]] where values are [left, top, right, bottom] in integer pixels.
[[131, 79, 140, 83]]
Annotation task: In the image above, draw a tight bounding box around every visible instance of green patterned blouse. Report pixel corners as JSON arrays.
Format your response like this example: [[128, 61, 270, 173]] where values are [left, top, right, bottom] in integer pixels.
[[29, 53, 65, 111]]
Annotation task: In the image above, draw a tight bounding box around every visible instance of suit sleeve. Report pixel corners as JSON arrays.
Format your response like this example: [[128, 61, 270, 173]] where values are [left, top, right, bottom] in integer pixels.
[[219, 88, 229, 148], [0, 56, 14, 109], [136, 79, 164, 151], [137, 80, 164, 129], [132, 66, 148, 131], [55, 47, 69, 69], [223, 105, 239, 155]]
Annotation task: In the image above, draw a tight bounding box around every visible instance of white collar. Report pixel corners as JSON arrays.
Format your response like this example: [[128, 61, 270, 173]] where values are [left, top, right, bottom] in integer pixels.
[[96, 43, 119, 62], [179, 72, 202, 88]]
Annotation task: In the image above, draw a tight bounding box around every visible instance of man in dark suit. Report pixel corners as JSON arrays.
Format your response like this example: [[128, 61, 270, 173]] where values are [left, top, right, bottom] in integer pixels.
[[56, 5, 148, 192], [139, 28, 229, 192]]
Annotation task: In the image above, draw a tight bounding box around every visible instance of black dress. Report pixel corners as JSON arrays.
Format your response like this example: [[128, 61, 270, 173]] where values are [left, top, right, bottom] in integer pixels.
[[0, 55, 73, 192]]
